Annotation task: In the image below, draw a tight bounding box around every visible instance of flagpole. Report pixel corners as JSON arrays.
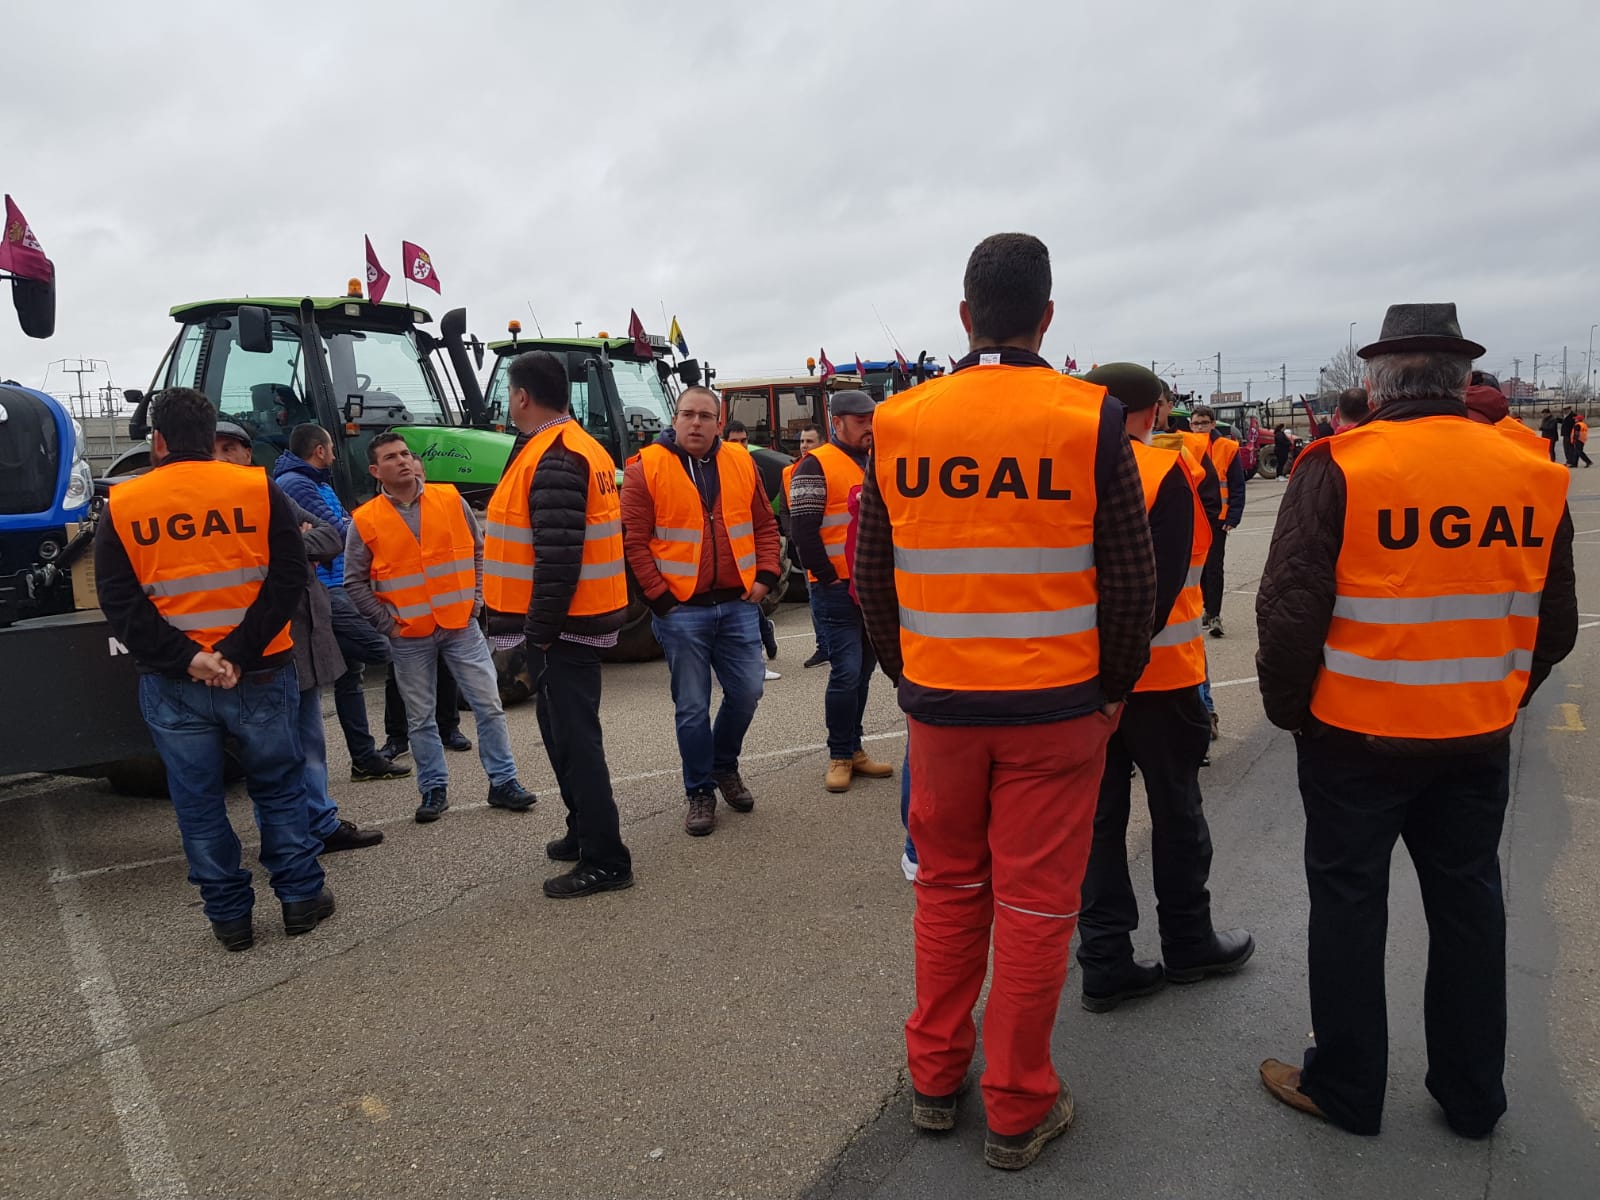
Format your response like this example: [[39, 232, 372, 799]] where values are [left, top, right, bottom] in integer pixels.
[[658, 300, 672, 358]]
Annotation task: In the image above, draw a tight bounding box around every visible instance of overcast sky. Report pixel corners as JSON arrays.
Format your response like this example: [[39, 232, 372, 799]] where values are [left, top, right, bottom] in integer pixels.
[[6, 0, 1599, 409]]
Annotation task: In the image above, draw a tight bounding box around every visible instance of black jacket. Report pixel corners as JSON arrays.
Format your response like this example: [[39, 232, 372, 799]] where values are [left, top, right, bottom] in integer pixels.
[[1144, 450, 1196, 636], [1255, 395, 1577, 754], [489, 422, 626, 646], [94, 454, 308, 678]]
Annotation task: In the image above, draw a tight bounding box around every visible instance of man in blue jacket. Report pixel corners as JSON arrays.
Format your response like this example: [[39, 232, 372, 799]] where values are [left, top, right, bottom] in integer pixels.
[[273, 425, 410, 781]]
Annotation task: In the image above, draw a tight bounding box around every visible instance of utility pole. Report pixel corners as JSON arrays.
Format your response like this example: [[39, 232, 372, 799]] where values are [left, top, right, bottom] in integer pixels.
[[1512, 356, 1521, 391], [1562, 345, 1568, 400], [49, 358, 100, 421], [1215, 352, 1222, 402], [1533, 353, 1540, 397], [1588, 325, 1597, 397], [1246, 380, 1252, 405], [1281, 363, 1287, 400]]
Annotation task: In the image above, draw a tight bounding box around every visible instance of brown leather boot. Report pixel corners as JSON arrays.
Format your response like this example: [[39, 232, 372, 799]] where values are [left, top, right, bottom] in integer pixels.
[[684, 789, 717, 836], [984, 1088, 1075, 1170], [851, 749, 894, 779], [1259, 1059, 1327, 1122], [825, 759, 853, 793]]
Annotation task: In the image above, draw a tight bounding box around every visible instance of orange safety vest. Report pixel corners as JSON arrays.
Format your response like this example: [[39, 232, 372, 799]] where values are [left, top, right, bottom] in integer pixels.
[[1205, 433, 1240, 522], [803, 442, 864, 582], [107, 460, 292, 656], [874, 365, 1103, 703], [1309, 416, 1568, 738], [1495, 416, 1550, 459], [483, 421, 626, 617], [1574, 419, 1589, 446], [350, 486, 478, 637], [1130, 440, 1209, 693], [634, 442, 758, 601]]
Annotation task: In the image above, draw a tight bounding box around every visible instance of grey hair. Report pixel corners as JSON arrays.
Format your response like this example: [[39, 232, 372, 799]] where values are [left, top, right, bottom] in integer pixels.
[[1364, 352, 1471, 408]]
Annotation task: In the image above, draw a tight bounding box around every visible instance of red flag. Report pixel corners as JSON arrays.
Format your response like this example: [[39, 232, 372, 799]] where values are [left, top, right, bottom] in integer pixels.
[[1065, 356, 1078, 372], [628, 309, 651, 358], [819, 348, 837, 381], [895, 348, 910, 372], [854, 354, 867, 379], [0, 195, 54, 284], [400, 240, 442, 294], [948, 355, 957, 369], [364, 236, 390, 304]]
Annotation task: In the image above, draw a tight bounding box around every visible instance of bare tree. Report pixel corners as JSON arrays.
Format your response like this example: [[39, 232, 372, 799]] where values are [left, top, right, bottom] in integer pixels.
[[1318, 345, 1363, 396], [1559, 372, 1593, 403]]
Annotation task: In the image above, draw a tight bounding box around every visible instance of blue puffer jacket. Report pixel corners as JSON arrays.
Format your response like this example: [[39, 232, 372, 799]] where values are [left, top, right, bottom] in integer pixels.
[[273, 451, 349, 586]]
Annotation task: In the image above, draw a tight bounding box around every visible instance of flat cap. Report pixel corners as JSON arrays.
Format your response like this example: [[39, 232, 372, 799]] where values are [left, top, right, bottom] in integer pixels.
[[1082, 362, 1164, 413], [829, 390, 876, 417], [214, 420, 253, 448]]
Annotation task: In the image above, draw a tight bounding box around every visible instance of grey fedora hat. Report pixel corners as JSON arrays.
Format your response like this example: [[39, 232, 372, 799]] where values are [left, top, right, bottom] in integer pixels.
[[1357, 303, 1485, 360]]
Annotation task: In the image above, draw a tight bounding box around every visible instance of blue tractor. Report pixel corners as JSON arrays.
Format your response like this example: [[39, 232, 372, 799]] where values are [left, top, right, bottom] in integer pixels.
[[0, 270, 94, 625]]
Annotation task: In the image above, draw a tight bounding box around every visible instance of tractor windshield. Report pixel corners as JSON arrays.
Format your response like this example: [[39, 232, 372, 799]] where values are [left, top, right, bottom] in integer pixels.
[[607, 358, 674, 456], [323, 327, 450, 427]]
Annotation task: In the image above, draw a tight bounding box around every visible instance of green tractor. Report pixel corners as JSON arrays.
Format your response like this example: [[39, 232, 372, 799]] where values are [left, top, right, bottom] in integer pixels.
[[111, 287, 512, 502], [477, 323, 794, 664]]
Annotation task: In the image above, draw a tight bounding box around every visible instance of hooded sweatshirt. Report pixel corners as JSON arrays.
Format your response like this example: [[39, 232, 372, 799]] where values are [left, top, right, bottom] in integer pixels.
[[272, 450, 350, 586]]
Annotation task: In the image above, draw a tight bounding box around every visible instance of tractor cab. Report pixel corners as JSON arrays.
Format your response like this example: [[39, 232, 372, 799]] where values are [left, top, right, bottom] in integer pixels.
[[114, 286, 514, 506], [481, 325, 691, 469]]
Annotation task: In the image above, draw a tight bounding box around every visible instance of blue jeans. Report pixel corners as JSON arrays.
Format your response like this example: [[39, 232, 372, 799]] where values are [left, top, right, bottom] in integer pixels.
[[807, 586, 831, 658], [900, 741, 916, 863], [651, 600, 766, 793], [812, 582, 876, 759], [328, 585, 390, 761], [1200, 675, 1214, 714], [137, 667, 325, 922], [389, 623, 518, 795], [297, 685, 341, 839]]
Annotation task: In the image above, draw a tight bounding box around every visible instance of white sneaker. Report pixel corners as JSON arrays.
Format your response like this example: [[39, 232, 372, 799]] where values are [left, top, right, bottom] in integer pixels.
[[764, 668, 781, 680], [900, 852, 918, 881]]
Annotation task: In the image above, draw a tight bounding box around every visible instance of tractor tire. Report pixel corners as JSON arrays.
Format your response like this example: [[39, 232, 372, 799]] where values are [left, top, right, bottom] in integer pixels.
[[1257, 449, 1279, 480]]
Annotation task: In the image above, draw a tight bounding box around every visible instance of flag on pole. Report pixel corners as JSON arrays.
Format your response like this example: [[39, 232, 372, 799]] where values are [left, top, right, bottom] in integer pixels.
[[819, 348, 836, 381], [1065, 356, 1078, 372], [400, 241, 442, 294], [628, 309, 652, 359], [364, 236, 390, 303], [948, 355, 958, 369], [895, 348, 910, 373], [0, 195, 54, 283], [854, 354, 867, 379], [668, 315, 688, 356]]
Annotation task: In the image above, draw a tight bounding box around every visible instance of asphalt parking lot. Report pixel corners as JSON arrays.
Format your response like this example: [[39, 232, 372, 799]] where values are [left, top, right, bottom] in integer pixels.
[[3, 477, 1597, 1199]]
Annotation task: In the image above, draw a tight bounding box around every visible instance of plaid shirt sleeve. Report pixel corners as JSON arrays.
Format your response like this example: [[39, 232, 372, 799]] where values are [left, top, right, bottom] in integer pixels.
[[853, 454, 903, 683], [1091, 401, 1157, 701]]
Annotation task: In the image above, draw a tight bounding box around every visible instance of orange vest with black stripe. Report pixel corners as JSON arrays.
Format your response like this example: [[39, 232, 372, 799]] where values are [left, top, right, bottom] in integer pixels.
[[350, 486, 478, 638], [633, 442, 758, 601], [874, 365, 1103, 707], [483, 421, 626, 617], [1130, 440, 1209, 693], [803, 443, 864, 582], [107, 460, 292, 656], [1205, 433, 1240, 521], [1309, 417, 1568, 738]]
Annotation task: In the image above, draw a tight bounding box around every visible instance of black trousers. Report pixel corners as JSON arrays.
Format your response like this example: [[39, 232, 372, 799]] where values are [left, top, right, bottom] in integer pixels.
[[1295, 728, 1510, 1137], [384, 661, 460, 739], [1077, 686, 1215, 983], [1200, 524, 1227, 619], [530, 640, 630, 873]]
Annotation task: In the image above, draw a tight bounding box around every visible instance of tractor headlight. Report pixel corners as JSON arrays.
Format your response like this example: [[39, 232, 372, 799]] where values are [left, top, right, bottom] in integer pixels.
[[64, 458, 93, 511]]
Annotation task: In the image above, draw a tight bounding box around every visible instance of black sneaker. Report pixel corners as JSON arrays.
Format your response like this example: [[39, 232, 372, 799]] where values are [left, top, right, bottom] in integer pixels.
[[379, 737, 410, 763], [713, 769, 755, 813], [282, 887, 335, 936], [351, 753, 412, 781], [546, 835, 581, 862], [487, 779, 536, 812], [442, 729, 473, 752], [415, 787, 449, 823], [1209, 617, 1226, 638], [211, 916, 254, 952], [320, 819, 385, 853], [543, 864, 634, 900], [1081, 960, 1166, 1013], [803, 650, 829, 669]]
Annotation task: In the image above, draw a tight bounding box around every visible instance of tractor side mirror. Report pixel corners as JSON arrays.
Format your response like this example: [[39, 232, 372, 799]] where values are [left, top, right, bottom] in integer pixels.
[[471, 336, 485, 371], [125, 389, 149, 440], [677, 358, 702, 388], [237, 305, 273, 353], [343, 395, 365, 423], [12, 275, 55, 340]]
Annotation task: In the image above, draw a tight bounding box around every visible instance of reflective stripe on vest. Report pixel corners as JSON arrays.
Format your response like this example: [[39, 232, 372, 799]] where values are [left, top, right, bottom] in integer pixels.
[[874, 366, 1104, 702], [1129, 440, 1208, 692], [107, 460, 292, 656], [1308, 416, 1569, 738], [806, 443, 865, 582], [483, 421, 627, 617], [634, 442, 759, 601], [350, 486, 478, 637]]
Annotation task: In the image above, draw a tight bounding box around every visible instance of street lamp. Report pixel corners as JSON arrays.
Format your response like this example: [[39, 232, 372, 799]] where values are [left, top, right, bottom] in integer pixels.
[[1348, 322, 1357, 366]]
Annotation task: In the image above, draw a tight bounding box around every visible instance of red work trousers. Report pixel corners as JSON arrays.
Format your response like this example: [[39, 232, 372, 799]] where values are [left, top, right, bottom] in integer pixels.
[[904, 710, 1114, 1135]]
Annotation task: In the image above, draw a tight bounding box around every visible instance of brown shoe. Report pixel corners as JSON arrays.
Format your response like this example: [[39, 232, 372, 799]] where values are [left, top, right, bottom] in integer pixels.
[[684, 789, 717, 836], [712, 769, 754, 813], [826, 759, 854, 793], [1259, 1058, 1327, 1122], [984, 1088, 1075, 1170], [851, 749, 894, 779]]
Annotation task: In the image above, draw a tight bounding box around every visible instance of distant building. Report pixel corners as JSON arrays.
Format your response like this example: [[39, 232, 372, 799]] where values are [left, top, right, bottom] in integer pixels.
[[1209, 391, 1242, 405], [1505, 377, 1535, 400]]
